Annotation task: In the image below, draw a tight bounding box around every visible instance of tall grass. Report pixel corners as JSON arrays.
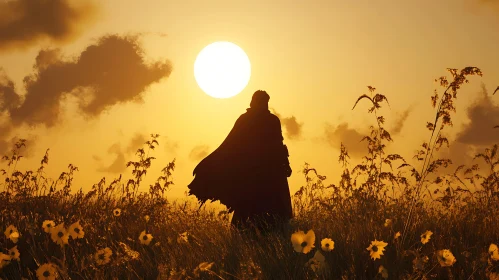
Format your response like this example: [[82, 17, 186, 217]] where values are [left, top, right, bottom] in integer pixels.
[[0, 67, 498, 279]]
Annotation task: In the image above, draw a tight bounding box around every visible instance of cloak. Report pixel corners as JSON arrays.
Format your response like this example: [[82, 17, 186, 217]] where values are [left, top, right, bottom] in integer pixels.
[[188, 107, 293, 222]]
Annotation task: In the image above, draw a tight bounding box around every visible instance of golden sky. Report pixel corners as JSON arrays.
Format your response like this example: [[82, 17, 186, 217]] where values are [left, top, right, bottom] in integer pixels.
[[0, 0, 498, 203]]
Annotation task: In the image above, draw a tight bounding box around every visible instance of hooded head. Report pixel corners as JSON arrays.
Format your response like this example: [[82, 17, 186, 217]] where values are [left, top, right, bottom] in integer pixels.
[[250, 90, 270, 110]]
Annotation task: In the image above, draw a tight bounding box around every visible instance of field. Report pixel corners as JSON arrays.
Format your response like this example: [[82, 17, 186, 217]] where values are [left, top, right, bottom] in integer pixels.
[[1, 67, 498, 279]]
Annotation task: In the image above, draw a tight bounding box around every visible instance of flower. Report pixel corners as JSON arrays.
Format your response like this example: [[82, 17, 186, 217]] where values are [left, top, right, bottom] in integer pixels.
[[8, 246, 20, 261], [4, 225, 17, 238], [378, 265, 388, 279], [0, 253, 11, 270], [489, 272, 499, 280], [436, 249, 456, 267], [321, 238, 334, 252], [384, 219, 392, 227], [50, 223, 69, 247], [113, 208, 121, 217], [95, 247, 112, 265], [4, 225, 19, 243], [177, 232, 189, 243], [68, 221, 85, 239], [394, 232, 401, 240], [291, 230, 315, 254], [139, 230, 153, 245], [42, 220, 56, 233], [8, 231, 20, 243], [36, 263, 57, 280], [489, 244, 499, 261], [421, 230, 433, 245], [144, 215, 150, 222], [367, 240, 388, 260], [306, 250, 326, 273]]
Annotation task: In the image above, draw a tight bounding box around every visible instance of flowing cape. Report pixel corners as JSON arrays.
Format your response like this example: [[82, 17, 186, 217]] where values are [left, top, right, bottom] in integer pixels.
[[187, 108, 291, 217]]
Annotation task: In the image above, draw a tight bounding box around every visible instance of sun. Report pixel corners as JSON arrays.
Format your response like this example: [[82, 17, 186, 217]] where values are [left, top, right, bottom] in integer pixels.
[[194, 41, 251, 99]]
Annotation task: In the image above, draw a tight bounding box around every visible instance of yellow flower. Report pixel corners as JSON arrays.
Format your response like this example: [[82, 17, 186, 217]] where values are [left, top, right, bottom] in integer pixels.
[[113, 208, 121, 217], [139, 230, 153, 245], [367, 240, 388, 260], [291, 230, 315, 254], [489, 272, 499, 280], [394, 232, 401, 240], [95, 247, 112, 265], [36, 263, 57, 280], [68, 221, 85, 239], [436, 249, 456, 267], [489, 244, 499, 261], [42, 220, 55, 233], [3, 225, 17, 239], [144, 215, 150, 222], [384, 219, 392, 228], [8, 231, 20, 243], [378, 265, 388, 279], [8, 246, 20, 261], [4, 225, 20, 243], [421, 230, 433, 245], [50, 223, 69, 247], [321, 238, 334, 252], [0, 253, 11, 270], [177, 232, 189, 243], [306, 250, 326, 273]]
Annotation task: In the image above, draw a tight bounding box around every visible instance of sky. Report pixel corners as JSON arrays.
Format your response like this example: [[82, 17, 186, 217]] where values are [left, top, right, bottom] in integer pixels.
[[0, 0, 498, 205]]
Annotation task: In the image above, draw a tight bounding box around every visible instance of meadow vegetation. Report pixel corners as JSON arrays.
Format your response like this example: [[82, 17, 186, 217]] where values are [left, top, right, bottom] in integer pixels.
[[1, 66, 498, 279]]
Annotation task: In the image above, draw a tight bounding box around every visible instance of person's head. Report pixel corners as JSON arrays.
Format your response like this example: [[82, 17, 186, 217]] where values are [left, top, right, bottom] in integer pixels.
[[250, 90, 270, 109]]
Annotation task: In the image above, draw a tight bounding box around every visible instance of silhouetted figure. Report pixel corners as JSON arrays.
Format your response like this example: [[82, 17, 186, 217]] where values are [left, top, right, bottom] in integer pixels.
[[188, 90, 293, 231]]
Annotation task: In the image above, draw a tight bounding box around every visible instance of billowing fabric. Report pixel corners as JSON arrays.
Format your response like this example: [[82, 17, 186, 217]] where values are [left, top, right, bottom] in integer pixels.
[[188, 107, 293, 227]]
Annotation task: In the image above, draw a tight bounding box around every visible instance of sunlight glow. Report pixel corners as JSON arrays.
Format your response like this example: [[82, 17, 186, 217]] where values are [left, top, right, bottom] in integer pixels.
[[194, 41, 251, 99]]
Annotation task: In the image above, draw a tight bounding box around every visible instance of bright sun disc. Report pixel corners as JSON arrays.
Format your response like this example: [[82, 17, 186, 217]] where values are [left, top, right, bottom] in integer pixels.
[[194, 41, 251, 99]]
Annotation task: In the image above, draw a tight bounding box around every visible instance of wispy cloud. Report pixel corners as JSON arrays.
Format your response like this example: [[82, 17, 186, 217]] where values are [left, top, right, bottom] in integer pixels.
[[391, 108, 412, 135], [434, 85, 499, 175], [271, 109, 304, 140], [455, 84, 499, 146], [0, 0, 98, 51], [0, 35, 172, 154], [5, 35, 172, 127], [0, 135, 36, 158], [96, 133, 149, 174], [162, 136, 179, 156], [189, 145, 210, 161], [324, 122, 367, 158]]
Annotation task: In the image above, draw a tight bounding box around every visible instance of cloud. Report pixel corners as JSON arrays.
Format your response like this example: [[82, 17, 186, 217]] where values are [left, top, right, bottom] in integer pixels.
[[324, 122, 367, 158], [96, 153, 126, 174], [271, 109, 304, 140], [1, 35, 172, 128], [391, 108, 412, 135], [0, 0, 97, 51], [162, 136, 179, 156], [433, 85, 498, 176], [97, 133, 148, 174], [455, 85, 499, 146], [126, 133, 147, 154], [0, 135, 37, 158], [189, 145, 210, 161], [0, 73, 20, 112], [0, 35, 172, 155]]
